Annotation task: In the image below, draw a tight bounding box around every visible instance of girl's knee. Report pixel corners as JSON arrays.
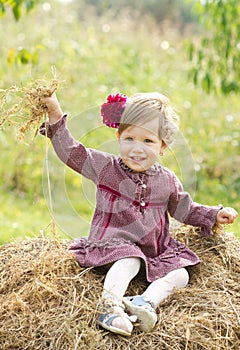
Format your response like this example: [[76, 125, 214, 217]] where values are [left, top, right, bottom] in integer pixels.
[[171, 268, 189, 288], [176, 267, 189, 288], [116, 257, 141, 272]]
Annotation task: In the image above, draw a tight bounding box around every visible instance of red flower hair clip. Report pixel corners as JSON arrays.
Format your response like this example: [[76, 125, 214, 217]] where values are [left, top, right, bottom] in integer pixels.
[[101, 93, 128, 128]]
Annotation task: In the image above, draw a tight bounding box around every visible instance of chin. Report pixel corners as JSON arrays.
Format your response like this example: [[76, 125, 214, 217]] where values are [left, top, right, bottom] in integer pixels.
[[130, 164, 148, 172]]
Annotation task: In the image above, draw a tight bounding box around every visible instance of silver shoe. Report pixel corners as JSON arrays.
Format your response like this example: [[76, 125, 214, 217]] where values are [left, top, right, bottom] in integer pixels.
[[123, 295, 157, 332], [97, 301, 133, 336]]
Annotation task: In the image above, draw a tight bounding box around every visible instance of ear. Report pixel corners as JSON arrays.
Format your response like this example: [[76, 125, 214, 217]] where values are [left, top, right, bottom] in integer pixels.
[[116, 130, 120, 141], [160, 141, 167, 156]]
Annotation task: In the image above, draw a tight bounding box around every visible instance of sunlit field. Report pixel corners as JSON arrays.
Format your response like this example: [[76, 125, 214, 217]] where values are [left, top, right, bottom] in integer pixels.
[[0, 1, 239, 243]]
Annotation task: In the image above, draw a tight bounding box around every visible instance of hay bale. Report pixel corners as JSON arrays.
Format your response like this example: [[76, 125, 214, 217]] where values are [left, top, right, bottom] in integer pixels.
[[0, 226, 240, 350]]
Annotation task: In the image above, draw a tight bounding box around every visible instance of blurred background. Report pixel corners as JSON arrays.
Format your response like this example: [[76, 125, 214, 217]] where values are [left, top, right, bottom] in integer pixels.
[[0, 0, 239, 243]]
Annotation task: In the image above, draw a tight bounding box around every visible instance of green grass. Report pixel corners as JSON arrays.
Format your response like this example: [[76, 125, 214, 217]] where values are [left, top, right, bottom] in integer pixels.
[[0, 190, 51, 244], [0, 1, 239, 243]]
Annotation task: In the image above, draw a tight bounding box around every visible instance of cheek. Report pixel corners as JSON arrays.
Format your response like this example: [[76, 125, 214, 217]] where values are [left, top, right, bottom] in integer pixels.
[[147, 146, 160, 158], [119, 143, 128, 155]]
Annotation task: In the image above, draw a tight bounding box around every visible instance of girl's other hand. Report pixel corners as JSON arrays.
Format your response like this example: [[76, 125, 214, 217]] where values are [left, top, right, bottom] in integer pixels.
[[216, 207, 238, 224]]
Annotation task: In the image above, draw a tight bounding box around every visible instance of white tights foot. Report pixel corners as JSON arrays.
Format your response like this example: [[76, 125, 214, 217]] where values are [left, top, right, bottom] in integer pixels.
[[111, 306, 133, 334], [97, 302, 133, 336]]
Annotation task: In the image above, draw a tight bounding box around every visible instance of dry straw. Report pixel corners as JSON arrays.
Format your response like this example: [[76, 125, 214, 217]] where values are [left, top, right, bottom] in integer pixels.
[[0, 225, 239, 350], [0, 79, 59, 139], [0, 78, 60, 238]]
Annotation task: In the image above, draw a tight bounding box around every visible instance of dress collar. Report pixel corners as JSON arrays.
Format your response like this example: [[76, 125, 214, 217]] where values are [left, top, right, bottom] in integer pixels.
[[118, 157, 160, 176]]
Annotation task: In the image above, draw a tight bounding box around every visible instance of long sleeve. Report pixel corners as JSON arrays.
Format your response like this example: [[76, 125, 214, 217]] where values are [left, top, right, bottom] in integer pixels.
[[40, 115, 115, 184], [167, 172, 222, 236]]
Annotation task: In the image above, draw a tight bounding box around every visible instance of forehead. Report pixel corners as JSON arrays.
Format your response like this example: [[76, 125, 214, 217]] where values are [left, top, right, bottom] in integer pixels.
[[124, 117, 160, 137]]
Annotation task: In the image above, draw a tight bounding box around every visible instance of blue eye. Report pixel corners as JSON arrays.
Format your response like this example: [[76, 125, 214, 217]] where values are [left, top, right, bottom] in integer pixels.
[[125, 137, 133, 141], [144, 139, 153, 143]]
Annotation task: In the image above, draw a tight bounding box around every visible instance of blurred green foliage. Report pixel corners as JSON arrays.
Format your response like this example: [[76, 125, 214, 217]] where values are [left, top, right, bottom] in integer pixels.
[[0, 0, 239, 243], [0, 0, 42, 65], [188, 0, 240, 94], [3, 0, 240, 95], [0, 0, 39, 20], [85, 0, 194, 24]]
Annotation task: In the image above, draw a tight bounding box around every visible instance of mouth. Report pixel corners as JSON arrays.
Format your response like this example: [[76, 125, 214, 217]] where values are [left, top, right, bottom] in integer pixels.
[[130, 156, 146, 163]]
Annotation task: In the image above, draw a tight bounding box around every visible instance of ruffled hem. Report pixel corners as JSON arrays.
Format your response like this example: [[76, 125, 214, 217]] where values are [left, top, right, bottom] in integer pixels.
[[69, 237, 200, 282], [146, 240, 200, 280], [69, 237, 142, 265]]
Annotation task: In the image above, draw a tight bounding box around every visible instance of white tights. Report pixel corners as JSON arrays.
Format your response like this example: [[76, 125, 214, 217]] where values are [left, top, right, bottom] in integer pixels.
[[102, 257, 189, 308]]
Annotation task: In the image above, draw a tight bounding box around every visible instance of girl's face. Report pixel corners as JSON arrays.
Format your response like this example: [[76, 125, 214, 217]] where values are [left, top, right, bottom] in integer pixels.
[[116, 118, 166, 172]]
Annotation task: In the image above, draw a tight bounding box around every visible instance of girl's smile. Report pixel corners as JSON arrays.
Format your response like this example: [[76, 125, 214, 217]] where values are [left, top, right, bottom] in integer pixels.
[[116, 118, 166, 172]]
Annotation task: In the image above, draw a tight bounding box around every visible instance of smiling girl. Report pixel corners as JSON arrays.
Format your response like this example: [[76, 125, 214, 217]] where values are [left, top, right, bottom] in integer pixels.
[[41, 91, 237, 337]]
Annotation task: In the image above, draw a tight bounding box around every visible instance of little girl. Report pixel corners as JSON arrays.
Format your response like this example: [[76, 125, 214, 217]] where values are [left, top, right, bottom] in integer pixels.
[[41, 91, 237, 337]]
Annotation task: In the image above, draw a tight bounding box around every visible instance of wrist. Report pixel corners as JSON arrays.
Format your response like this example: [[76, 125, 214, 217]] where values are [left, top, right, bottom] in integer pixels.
[[48, 108, 63, 124]]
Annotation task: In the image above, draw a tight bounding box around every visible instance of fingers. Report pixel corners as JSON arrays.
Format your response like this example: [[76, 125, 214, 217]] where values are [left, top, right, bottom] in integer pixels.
[[225, 207, 238, 223], [221, 217, 233, 224], [42, 92, 58, 106], [217, 207, 238, 224]]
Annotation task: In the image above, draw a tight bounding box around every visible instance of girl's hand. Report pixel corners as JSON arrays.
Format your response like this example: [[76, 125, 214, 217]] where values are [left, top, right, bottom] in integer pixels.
[[216, 207, 238, 224], [43, 93, 63, 124]]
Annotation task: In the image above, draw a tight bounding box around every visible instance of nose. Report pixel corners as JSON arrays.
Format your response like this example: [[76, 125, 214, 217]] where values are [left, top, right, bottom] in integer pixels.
[[131, 140, 145, 154]]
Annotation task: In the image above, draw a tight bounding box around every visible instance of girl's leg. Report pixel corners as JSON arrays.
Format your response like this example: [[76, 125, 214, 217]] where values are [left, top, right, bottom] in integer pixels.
[[143, 267, 189, 308], [102, 257, 141, 303], [99, 257, 141, 335], [123, 268, 189, 332]]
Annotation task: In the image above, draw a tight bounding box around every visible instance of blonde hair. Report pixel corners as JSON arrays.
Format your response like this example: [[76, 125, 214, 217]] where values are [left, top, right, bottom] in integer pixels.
[[118, 92, 179, 146]]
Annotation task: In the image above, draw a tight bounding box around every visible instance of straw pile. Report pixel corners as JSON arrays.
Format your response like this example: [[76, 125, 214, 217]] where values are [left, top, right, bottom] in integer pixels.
[[0, 225, 240, 350], [0, 79, 59, 139]]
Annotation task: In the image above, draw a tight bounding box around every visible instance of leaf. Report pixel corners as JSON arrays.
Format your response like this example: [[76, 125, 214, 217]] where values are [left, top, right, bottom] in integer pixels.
[[225, 38, 230, 59], [202, 72, 211, 93], [17, 48, 32, 65], [25, 0, 35, 13], [188, 42, 194, 61], [198, 49, 203, 63], [13, 3, 22, 21], [7, 48, 15, 65], [193, 68, 198, 85], [0, 2, 5, 16]]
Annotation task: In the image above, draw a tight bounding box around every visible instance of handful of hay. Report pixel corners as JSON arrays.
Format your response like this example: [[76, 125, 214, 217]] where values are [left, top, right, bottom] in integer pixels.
[[0, 226, 240, 350], [0, 79, 59, 139]]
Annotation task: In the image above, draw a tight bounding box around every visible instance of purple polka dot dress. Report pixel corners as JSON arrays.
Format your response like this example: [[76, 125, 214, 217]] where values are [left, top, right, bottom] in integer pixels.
[[40, 116, 221, 282]]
